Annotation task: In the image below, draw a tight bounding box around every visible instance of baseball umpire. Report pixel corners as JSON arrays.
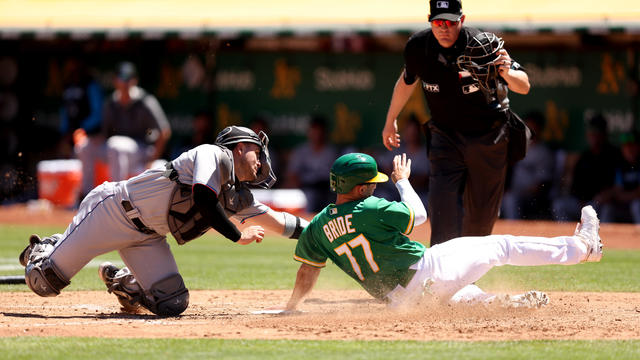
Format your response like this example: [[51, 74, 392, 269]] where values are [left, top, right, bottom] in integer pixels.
[[277, 153, 602, 312], [381, 0, 531, 246], [19, 126, 308, 316]]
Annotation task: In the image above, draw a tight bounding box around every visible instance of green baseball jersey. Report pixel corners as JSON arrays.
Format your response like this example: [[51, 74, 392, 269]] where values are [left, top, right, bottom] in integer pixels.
[[294, 196, 426, 299]]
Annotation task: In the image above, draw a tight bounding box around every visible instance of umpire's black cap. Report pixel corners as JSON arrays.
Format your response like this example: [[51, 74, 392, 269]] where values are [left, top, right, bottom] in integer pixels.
[[428, 0, 463, 22]]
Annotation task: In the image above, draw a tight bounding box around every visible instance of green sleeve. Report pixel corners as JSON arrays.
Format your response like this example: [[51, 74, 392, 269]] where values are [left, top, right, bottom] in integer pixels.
[[294, 226, 328, 268], [378, 200, 415, 235]]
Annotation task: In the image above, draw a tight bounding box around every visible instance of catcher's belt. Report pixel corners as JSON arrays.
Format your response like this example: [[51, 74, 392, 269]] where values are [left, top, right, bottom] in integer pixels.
[[121, 200, 157, 235], [120, 184, 157, 235]]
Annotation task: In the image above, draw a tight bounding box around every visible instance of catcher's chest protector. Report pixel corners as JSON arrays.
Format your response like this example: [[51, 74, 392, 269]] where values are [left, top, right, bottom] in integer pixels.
[[167, 147, 233, 244], [167, 182, 210, 245]]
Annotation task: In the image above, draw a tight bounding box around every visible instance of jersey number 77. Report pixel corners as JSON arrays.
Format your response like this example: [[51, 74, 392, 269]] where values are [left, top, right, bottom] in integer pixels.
[[334, 234, 380, 281]]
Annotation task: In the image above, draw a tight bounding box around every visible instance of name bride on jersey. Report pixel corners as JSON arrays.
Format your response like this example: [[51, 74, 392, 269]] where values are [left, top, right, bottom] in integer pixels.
[[322, 212, 356, 243]]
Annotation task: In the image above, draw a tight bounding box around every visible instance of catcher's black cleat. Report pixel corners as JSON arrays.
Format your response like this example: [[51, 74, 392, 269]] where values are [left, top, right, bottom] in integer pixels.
[[19, 234, 42, 267], [98, 262, 120, 286], [99, 262, 143, 314]]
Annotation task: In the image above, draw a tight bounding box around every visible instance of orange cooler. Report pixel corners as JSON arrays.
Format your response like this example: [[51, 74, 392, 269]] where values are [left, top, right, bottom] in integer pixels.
[[37, 159, 82, 207]]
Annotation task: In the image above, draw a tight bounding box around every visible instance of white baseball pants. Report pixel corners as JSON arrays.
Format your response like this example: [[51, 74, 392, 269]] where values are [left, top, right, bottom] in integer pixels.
[[389, 234, 589, 308]]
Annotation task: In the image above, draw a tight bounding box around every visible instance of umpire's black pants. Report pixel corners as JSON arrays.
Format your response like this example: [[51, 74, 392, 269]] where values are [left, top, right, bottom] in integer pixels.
[[426, 124, 508, 246]]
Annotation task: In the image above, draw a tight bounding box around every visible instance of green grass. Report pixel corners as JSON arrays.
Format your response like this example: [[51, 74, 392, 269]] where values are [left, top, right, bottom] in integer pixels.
[[2, 224, 639, 359], [2, 224, 639, 293], [0, 338, 639, 360], [477, 249, 640, 292], [0, 224, 355, 291]]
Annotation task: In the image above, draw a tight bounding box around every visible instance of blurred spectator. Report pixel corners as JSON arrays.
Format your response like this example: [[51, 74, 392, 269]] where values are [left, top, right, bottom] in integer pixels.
[[249, 115, 280, 182], [58, 58, 103, 155], [170, 110, 215, 159], [376, 114, 429, 205], [102, 61, 172, 180], [599, 131, 640, 223], [501, 111, 555, 219], [284, 115, 338, 213], [58, 58, 105, 196], [552, 114, 623, 221]]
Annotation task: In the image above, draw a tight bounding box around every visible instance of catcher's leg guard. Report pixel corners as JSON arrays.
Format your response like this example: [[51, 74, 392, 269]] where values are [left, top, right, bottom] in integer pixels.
[[142, 274, 189, 317], [23, 234, 69, 297], [25, 258, 70, 297]]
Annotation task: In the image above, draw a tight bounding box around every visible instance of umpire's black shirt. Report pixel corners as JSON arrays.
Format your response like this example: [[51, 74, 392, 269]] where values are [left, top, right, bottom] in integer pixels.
[[403, 26, 506, 135]]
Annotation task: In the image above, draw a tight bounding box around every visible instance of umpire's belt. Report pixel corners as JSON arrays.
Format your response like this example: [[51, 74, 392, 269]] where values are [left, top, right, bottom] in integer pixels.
[[121, 200, 157, 235]]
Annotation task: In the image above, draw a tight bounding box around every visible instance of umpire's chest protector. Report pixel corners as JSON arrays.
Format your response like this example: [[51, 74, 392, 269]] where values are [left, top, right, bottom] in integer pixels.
[[167, 146, 253, 244]]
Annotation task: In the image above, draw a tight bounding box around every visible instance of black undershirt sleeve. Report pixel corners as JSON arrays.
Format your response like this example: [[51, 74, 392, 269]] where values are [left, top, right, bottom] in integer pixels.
[[192, 184, 242, 242], [402, 36, 420, 85]]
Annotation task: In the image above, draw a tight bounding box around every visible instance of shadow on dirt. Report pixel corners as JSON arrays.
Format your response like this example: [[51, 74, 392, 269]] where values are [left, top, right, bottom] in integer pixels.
[[1, 312, 166, 320]]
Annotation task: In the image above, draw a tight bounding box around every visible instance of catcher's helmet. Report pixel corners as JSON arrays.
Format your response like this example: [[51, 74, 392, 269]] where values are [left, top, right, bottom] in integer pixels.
[[330, 153, 388, 194], [215, 126, 276, 189], [215, 126, 264, 149], [457, 32, 504, 91]]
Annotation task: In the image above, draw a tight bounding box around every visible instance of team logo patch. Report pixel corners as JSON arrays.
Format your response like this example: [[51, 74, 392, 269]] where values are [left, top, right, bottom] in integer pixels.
[[436, 1, 449, 9], [462, 84, 480, 94], [423, 82, 440, 93]]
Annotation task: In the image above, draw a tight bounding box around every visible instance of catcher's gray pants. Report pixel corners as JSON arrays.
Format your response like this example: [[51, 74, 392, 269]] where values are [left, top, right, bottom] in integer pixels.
[[48, 181, 179, 290]]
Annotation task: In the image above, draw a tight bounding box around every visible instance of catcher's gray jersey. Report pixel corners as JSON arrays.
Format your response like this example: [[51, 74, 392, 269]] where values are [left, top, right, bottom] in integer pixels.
[[128, 144, 270, 235], [43, 144, 268, 294]]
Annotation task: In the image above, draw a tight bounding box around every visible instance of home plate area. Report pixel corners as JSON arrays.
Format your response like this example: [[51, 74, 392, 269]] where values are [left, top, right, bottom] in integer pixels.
[[1, 289, 639, 340]]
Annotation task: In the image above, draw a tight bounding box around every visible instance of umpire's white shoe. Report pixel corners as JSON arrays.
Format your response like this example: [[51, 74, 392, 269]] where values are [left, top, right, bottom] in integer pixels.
[[98, 262, 142, 314], [496, 290, 549, 309], [574, 205, 603, 262]]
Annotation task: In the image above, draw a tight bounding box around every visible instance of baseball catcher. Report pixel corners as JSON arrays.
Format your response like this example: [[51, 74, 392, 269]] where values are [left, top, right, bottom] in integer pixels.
[[19, 126, 308, 316]]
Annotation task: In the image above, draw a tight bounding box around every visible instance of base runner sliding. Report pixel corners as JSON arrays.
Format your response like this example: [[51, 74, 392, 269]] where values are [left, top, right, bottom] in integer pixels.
[[277, 153, 603, 311]]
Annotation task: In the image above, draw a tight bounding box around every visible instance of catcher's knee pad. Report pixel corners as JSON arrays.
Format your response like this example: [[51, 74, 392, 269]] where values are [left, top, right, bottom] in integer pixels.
[[25, 258, 70, 297], [143, 274, 189, 316]]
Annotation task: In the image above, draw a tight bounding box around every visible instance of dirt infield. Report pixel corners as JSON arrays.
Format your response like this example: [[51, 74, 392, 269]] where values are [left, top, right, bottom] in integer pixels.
[[1, 203, 640, 340], [1, 290, 640, 340]]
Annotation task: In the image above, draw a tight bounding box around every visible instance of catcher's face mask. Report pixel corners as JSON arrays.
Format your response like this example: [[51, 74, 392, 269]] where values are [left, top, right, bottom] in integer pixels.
[[456, 32, 505, 92], [215, 126, 276, 189]]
